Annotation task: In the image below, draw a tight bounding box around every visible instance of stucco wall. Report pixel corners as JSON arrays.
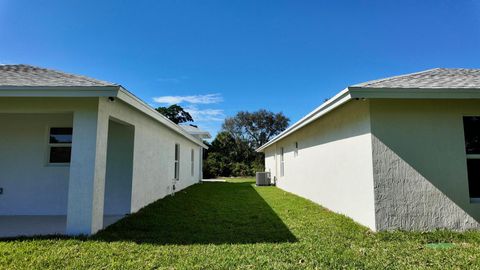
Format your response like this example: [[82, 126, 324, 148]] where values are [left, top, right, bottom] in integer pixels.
[[104, 119, 135, 215], [370, 99, 480, 231], [0, 111, 75, 215], [101, 97, 202, 213], [264, 147, 276, 182], [264, 100, 377, 230], [0, 97, 203, 219]]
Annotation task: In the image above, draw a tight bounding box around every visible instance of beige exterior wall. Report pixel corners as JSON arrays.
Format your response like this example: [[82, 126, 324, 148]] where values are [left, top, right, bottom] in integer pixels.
[[264, 100, 377, 230], [0, 96, 204, 235], [370, 99, 480, 231], [0, 112, 73, 215], [101, 97, 202, 213]]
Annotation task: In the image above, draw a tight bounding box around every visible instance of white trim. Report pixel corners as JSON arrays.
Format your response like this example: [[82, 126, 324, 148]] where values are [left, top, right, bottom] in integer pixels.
[[174, 143, 180, 181], [468, 195, 480, 204], [0, 86, 119, 97], [191, 148, 195, 177], [257, 86, 480, 152], [280, 147, 285, 177], [116, 88, 207, 149], [46, 126, 73, 166], [257, 88, 352, 152], [0, 85, 207, 149], [466, 154, 480, 159], [349, 87, 480, 99], [294, 141, 299, 157]]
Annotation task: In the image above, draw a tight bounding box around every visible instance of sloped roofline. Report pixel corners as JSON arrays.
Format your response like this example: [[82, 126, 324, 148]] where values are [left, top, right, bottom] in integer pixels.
[[0, 85, 207, 149], [256, 88, 351, 152], [257, 84, 480, 152], [116, 87, 208, 149]]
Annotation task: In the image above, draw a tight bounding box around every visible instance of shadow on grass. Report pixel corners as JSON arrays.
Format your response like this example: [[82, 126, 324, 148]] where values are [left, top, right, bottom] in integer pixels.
[[91, 180, 297, 245]]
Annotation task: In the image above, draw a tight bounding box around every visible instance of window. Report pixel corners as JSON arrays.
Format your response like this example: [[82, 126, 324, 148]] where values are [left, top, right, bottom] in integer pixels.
[[294, 142, 299, 157], [463, 116, 480, 200], [48, 127, 73, 164], [191, 149, 195, 176], [174, 143, 180, 180], [280, 147, 285, 177]]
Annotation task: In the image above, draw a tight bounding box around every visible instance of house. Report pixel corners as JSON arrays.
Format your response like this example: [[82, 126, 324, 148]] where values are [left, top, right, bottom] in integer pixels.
[[257, 68, 480, 231], [180, 124, 211, 181], [0, 65, 208, 237]]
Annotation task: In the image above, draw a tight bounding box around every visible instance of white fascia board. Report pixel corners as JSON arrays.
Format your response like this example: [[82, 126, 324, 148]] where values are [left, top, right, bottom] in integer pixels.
[[348, 87, 480, 99], [0, 86, 120, 97], [116, 87, 208, 149], [257, 86, 480, 152], [256, 88, 352, 152]]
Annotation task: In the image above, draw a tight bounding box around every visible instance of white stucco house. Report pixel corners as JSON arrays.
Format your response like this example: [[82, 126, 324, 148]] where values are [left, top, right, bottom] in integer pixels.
[[258, 68, 480, 232], [0, 64, 209, 237]]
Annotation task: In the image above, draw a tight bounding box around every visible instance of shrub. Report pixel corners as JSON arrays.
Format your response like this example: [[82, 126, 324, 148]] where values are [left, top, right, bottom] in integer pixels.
[[231, 162, 253, 177]]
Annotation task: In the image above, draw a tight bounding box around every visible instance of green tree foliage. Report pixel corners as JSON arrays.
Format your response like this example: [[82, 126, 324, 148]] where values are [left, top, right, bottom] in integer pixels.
[[203, 110, 289, 178], [156, 104, 194, 124], [222, 109, 290, 149]]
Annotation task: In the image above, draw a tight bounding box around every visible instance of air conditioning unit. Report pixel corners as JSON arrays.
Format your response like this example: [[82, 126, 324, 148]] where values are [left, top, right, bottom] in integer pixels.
[[256, 172, 271, 186]]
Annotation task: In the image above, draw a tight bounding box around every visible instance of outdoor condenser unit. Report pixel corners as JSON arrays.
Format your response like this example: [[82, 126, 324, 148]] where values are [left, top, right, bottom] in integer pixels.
[[256, 172, 271, 186]]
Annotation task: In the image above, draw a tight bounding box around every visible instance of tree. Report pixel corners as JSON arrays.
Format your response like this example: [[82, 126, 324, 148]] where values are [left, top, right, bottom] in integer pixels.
[[222, 109, 290, 149], [209, 131, 253, 162], [156, 104, 193, 124], [203, 109, 290, 177]]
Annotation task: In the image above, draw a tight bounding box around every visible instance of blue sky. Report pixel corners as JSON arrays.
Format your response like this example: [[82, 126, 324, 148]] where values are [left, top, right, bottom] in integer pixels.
[[1, 1, 480, 137]]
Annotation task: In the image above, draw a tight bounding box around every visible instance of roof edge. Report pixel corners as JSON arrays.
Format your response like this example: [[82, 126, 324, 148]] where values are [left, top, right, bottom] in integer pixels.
[[116, 87, 208, 149], [0, 85, 121, 97], [256, 88, 352, 152], [350, 68, 441, 88], [349, 86, 480, 99], [257, 84, 480, 152]]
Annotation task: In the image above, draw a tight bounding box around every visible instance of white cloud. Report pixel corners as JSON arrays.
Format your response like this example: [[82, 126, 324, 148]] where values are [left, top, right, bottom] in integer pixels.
[[185, 106, 225, 122], [153, 93, 223, 105]]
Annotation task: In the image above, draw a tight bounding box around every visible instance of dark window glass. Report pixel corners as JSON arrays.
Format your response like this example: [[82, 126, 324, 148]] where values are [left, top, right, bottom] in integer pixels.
[[49, 147, 71, 163], [467, 159, 480, 198], [174, 144, 180, 180], [175, 144, 180, 160], [50, 128, 73, 143], [175, 163, 179, 180], [464, 117, 480, 155]]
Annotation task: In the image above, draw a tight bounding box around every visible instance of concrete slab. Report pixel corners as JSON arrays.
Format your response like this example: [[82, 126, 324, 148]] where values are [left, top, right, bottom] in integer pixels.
[[0, 215, 124, 238], [202, 179, 226, 182]]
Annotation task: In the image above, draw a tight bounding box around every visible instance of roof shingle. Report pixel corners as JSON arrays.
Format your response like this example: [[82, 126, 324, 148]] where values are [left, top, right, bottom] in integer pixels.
[[0, 64, 118, 87], [352, 68, 480, 89]]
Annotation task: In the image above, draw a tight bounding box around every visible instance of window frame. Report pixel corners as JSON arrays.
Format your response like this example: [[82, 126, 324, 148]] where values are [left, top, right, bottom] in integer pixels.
[[174, 143, 180, 180], [46, 126, 73, 166], [280, 147, 285, 177], [463, 116, 480, 202], [191, 148, 195, 176]]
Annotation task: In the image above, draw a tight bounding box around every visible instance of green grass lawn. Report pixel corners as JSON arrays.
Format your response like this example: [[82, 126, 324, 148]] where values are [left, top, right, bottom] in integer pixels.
[[1, 178, 480, 269]]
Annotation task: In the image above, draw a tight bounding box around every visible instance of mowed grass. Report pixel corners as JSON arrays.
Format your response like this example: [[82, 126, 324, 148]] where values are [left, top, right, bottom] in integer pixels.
[[1, 178, 480, 269]]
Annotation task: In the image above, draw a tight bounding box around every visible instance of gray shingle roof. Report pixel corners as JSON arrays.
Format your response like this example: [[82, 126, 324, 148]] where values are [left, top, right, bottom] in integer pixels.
[[0, 64, 118, 87], [352, 68, 480, 89]]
